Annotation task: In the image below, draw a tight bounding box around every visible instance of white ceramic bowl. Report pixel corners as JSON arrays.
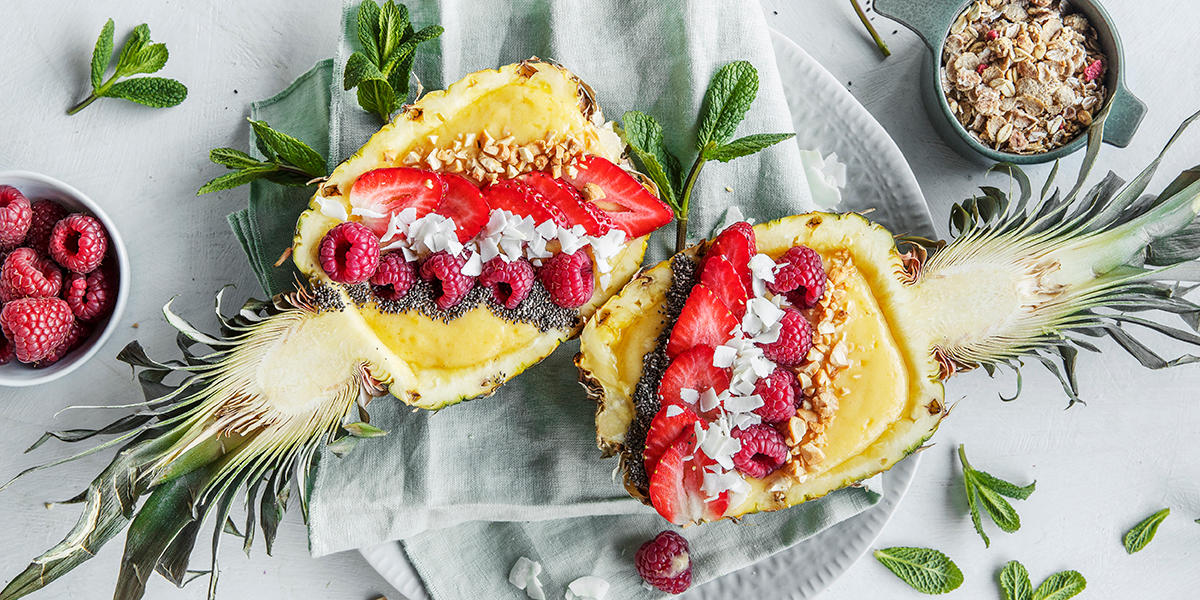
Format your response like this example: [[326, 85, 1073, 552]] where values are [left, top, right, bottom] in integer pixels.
[[0, 171, 129, 386]]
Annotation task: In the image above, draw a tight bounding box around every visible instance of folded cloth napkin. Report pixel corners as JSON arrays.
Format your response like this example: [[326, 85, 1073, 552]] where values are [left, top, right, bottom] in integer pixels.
[[228, 0, 886, 597]]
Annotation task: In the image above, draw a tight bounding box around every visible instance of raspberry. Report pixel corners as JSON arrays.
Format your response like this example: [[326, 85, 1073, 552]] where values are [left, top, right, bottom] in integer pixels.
[[1, 248, 62, 300], [48, 214, 108, 274], [0, 297, 74, 363], [479, 257, 535, 309], [0, 186, 33, 249], [634, 531, 692, 594], [318, 222, 380, 284], [753, 368, 798, 423], [65, 268, 115, 322], [0, 335, 12, 364], [731, 424, 789, 479], [34, 320, 90, 368], [1084, 58, 1103, 82], [758, 308, 813, 367], [370, 252, 415, 301], [419, 251, 475, 309], [26, 199, 68, 253], [985, 29, 999, 40], [537, 251, 593, 309], [768, 245, 826, 308]]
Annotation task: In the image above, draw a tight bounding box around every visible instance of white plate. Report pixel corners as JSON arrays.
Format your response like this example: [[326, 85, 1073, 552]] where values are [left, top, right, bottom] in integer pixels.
[[361, 28, 934, 600]]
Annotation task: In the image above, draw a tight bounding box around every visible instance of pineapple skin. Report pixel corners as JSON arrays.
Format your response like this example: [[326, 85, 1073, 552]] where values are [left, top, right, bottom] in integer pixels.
[[578, 213, 947, 520]]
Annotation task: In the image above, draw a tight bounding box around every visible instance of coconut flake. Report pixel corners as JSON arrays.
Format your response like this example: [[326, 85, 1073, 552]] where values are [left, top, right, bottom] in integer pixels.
[[748, 253, 777, 284], [350, 206, 386, 219], [461, 252, 483, 276], [748, 297, 785, 330], [509, 557, 543, 592], [665, 404, 685, 418], [565, 576, 610, 600], [316, 197, 349, 221], [712, 345, 738, 368], [699, 388, 721, 413], [678, 388, 699, 405], [724, 394, 764, 414]]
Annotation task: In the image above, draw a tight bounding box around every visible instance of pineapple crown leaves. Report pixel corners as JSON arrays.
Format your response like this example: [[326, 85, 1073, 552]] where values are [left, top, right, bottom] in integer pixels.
[[344, 0, 443, 122], [958, 445, 1035, 547], [0, 289, 382, 600], [68, 19, 187, 115], [198, 119, 328, 195], [620, 60, 795, 252]]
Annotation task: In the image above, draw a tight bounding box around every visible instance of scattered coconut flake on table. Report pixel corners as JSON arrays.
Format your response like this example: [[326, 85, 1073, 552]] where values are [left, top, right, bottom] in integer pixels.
[[798, 149, 848, 210], [508, 556, 547, 600], [565, 575, 610, 600]]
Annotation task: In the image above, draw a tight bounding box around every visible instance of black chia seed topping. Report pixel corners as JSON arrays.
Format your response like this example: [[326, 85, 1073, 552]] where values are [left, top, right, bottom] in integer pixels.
[[625, 254, 698, 491], [311, 284, 346, 312]]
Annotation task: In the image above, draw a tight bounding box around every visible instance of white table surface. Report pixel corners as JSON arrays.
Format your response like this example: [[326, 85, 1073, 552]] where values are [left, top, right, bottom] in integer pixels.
[[2, 1, 1199, 598]]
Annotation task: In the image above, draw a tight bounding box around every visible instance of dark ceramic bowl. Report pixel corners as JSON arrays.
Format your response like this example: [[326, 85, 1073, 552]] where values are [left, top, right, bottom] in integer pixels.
[[876, 0, 1146, 164]]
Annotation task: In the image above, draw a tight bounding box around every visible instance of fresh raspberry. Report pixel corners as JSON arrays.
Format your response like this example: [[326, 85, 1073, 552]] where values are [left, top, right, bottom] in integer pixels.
[[732, 424, 789, 479], [758, 308, 813, 367], [537, 251, 593, 309], [753, 368, 798, 423], [34, 320, 90, 367], [634, 531, 692, 594], [318, 222, 380, 284], [479, 257, 535, 309], [768, 245, 826, 308], [0, 186, 33, 249], [64, 268, 115, 322], [1, 248, 62, 300], [48, 214, 108, 274], [0, 297, 73, 363], [419, 251, 475, 309], [0, 335, 13, 364], [26, 199, 68, 253], [369, 252, 415, 301]]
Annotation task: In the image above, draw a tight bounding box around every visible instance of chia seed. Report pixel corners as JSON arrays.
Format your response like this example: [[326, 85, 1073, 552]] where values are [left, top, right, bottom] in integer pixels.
[[311, 284, 346, 312]]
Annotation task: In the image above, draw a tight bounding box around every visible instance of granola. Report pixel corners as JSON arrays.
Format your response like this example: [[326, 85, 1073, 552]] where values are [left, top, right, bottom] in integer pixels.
[[941, 0, 1107, 154]]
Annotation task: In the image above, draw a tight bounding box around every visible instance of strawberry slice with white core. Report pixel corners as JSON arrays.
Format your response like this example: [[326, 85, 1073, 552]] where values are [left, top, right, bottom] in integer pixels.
[[350, 167, 446, 237], [666, 284, 739, 358], [658, 345, 731, 420], [644, 404, 701, 479], [563, 155, 673, 238], [518, 171, 614, 235], [483, 179, 565, 226], [649, 439, 731, 526], [705, 222, 755, 290], [435, 173, 490, 242], [699, 254, 750, 320]]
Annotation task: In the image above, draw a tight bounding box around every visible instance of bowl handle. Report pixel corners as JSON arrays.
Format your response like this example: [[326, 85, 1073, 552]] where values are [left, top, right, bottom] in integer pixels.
[[874, 0, 964, 50], [1100, 84, 1147, 148]]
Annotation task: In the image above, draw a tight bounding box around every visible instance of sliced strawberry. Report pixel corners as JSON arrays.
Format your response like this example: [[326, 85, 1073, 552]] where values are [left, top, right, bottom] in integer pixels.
[[649, 439, 730, 526], [658, 345, 731, 420], [518, 171, 614, 235], [699, 255, 750, 320], [666, 284, 739, 359], [435, 173, 490, 242], [644, 404, 701, 479], [705, 222, 756, 290], [350, 167, 446, 237], [483, 179, 565, 226], [562, 155, 673, 238]]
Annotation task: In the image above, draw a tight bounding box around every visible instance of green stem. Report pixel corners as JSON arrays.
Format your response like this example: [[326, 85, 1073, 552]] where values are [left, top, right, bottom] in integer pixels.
[[957, 444, 971, 470], [675, 155, 707, 253], [850, 0, 891, 58], [67, 75, 117, 116]]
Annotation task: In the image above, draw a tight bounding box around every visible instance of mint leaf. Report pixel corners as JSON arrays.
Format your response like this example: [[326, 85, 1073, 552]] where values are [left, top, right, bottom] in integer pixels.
[[343, 422, 388, 438], [357, 78, 397, 122], [344, 50, 384, 90], [704, 132, 794, 162], [346, 1, 440, 122], [197, 167, 276, 195], [248, 120, 325, 177], [696, 61, 759, 151], [357, 0, 382, 65], [409, 24, 444, 44], [959, 444, 1034, 545], [1033, 570, 1086, 600], [974, 480, 1021, 532], [114, 24, 150, 76], [387, 49, 416, 97], [117, 43, 169, 77], [376, 0, 409, 67], [104, 77, 187, 107], [622, 110, 681, 209], [965, 481, 990, 547], [91, 19, 115, 89], [972, 469, 1037, 499], [201, 122, 327, 195], [1123, 507, 1170, 554], [209, 148, 263, 170], [873, 547, 963, 595], [999, 560, 1033, 600]]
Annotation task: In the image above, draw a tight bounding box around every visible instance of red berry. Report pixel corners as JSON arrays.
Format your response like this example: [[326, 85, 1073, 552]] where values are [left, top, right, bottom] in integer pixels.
[[48, 214, 108, 274], [478, 256, 535, 309], [635, 531, 693, 594], [1, 248, 62, 300], [644, 403, 701, 479], [768, 245, 826, 308], [537, 251, 593, 309], [517, 171, 614, 235], [976, 62, 988, 74], [34, 320, 90, 368], [0, 335, 13, 364], [434, 173, 490, 242], [349, 167, 445, 237], [370, 252, 415, 301], [658, 345, 731, 421], [561, 155, 674, 238], [731, 424, 789, 479], [1084, 58, 1104, 82], [753, 368, 797, 424], [319, 222, 380, 284], [0, 297, 73, 363], [758, 308, 813, 367], [26, 199, 68, 253], [698, 255, 750, 320], [705, 222, 755, 290], [666, 284, 738, 359], [986, 29, 999, 40], [483, 179, 564, 226], [648, 440, 729, 526], [65, 267, 116, 322], [419, 251, 475, 309], [0, 186, 33, 249]]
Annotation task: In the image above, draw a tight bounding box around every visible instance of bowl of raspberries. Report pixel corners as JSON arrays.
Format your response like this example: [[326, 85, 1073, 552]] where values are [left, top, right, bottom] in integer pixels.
[[0, 171, 128, 386]]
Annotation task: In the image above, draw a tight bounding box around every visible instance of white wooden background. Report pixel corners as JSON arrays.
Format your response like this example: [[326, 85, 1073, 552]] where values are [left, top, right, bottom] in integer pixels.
[[2, 1, 1199, 598]]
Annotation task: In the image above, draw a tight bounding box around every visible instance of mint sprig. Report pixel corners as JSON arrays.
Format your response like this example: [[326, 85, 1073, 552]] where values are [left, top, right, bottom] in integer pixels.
[[959, 444, 1036, 546], [873, 546, 963, 595], [344, 0, 443, 122], [198, 120, 327, 195], [622, 60, 795, 252], [999, 560, 1086, 600], [1123, 507, 1170, 554], [68, 20, 187, 115]]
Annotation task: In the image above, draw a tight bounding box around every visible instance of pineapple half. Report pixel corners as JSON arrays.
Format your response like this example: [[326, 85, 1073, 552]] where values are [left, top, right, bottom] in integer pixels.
[[579, 112, 1200, 524], [0, 60, 657, 600]]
